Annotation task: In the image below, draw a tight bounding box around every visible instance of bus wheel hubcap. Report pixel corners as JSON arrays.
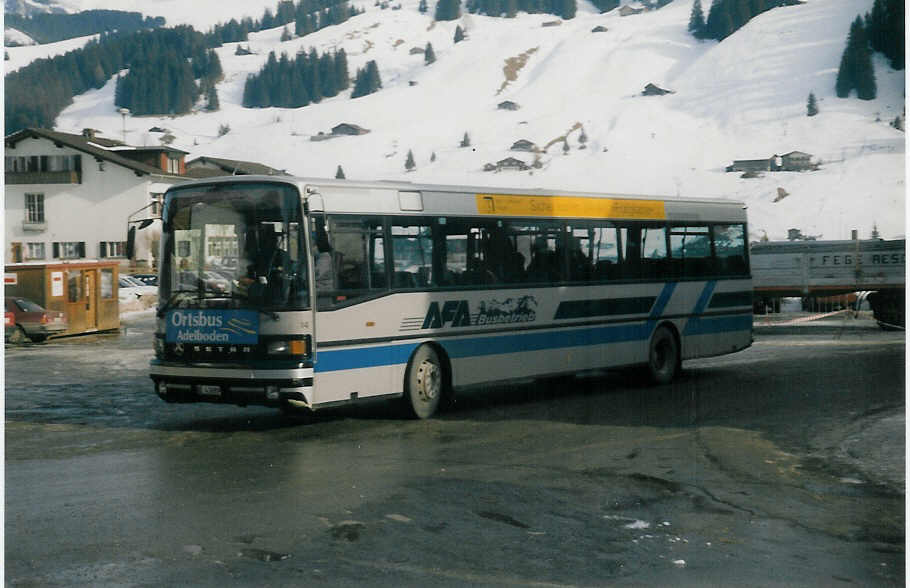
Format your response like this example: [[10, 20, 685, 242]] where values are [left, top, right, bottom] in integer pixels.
[[416, 361, 440, 402]]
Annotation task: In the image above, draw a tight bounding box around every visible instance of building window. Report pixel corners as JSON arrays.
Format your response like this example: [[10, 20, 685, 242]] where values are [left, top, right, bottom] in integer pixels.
[[150, 194, 164, 216], [25, 193, 45, 223], [99, 241, 126, 258], [167, 157, 180, 174], [67, 270, 83, 302], [25, 242, 46, 260], [53, 241, 86, 259], [100, 269, 114, 299], [6, 155, 81, 173]]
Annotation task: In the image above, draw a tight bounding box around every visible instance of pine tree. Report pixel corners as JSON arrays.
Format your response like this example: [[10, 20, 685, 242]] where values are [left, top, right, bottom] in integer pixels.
[[559, 0, 576, 19], [366, 60, 382, 92], [281, 26, 293, 41], [688, 0, 707, 39], [405, 149, 416, 171], [705, 0, 734, 40], [460, 131, 471, 147], [206, 85, 220, 111], [454, 25, 466, 43], [836, 16, 877, 100], [336, 165, 346, 179], [430, 151, 436, 162], [434, 0, 461, 21], [866, 0, 904, 70], [419, 0, 428, 12], [335, 49, 350, 90], [425, 42, 436, 65], [806, 92, 818, 116]]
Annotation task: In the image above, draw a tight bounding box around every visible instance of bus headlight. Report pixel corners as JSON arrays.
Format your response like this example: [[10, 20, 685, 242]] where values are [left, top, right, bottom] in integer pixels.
[[266, 339, 308, 356]]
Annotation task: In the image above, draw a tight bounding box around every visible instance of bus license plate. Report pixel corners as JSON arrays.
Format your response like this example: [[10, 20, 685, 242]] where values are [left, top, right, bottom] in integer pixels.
[[199, 385, 222, 396]]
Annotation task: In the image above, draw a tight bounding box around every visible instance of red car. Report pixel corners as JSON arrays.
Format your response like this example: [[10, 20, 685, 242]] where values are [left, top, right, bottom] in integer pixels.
[[4, 311, 15, 342], [5, 297, 67, 343]]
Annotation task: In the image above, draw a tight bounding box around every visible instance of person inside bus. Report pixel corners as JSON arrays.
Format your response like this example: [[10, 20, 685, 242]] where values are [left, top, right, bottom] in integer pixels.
[[568, 237, 591, 281], [527, 236, 559, 282]]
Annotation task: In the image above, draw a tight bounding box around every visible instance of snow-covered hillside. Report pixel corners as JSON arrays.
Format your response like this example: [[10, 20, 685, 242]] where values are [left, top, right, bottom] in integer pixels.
[[16, 0, 909, 241]]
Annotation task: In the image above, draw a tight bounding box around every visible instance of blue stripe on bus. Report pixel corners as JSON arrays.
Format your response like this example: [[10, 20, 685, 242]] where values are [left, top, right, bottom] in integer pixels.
[[315, 315, 750, 372], [650, 282, 677, 320], [315, 342, 419, 373], [314, 282, 748, 373], [692, 281, 717, 316]]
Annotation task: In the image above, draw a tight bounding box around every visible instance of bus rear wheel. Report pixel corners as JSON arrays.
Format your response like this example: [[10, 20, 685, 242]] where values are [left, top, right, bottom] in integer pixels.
[[647, 325, 679, 385], [404, 345, 444, 419]]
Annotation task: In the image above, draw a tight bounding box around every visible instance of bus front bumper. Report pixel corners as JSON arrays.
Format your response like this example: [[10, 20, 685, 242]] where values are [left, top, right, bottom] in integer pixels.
[[149, 361, 314, 408]]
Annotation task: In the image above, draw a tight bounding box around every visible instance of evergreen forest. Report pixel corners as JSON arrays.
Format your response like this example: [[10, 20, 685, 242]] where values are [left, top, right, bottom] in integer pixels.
[[5, 10, 165, 44], [689, 0, 799, 41], [465, 0, 577, 20], [242, 48, 350, 108], [4, 0, 361, 133]]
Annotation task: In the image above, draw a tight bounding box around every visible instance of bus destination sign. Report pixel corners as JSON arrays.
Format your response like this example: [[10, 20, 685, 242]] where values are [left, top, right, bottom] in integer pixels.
[[165, 310, 259, 344]]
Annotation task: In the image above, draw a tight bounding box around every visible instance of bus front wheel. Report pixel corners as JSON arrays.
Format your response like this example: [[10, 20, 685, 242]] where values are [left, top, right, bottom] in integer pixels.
[[404, 345, 443, 419], [647, 325, 679, 385]]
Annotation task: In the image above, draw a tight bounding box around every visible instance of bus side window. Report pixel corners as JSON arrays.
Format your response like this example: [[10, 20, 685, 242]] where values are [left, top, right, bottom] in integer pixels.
[[670, 225, 712, 277], [590, 224, 623, 280], [322, 216, 386, 306], [390, 222, 433, 288], [713, 223, 748, 275], [640, 224, 668, 280]]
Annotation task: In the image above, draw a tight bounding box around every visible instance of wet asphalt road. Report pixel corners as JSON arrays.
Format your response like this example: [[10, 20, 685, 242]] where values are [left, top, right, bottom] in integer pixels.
[[4, 312, 905, 586]]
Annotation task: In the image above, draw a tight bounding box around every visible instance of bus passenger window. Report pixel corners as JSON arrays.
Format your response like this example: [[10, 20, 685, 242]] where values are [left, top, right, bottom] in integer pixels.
[[568, 228, 593, 282], [670, 225, 712, 277], [590, 224, 624, 280], [713, 224, 748, 275], [509, 223, 560, 283], [391, 223, 433, 288], [640, 225, 668, 279], [322, 217, 385, 306]]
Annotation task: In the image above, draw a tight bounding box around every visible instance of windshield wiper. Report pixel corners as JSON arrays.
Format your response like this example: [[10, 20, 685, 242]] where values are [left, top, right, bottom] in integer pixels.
[[156, 289, 198, 317]]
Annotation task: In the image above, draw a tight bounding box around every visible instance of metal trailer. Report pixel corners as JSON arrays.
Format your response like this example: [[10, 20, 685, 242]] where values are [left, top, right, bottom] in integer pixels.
[[750, 239, 905, 328]]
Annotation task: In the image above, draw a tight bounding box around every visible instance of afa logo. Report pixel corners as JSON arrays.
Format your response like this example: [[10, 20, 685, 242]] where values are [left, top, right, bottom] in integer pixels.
[[422, 300, 471, 329], [421, 296, 538, 329]]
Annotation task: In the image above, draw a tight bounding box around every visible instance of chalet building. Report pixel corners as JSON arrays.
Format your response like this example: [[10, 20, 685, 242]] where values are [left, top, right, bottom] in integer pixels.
[[331, 123, 370, 136], [497, 101, 520, 111], [619, 5, 645, 16], [780, 151, 813, 171], [5, 128, 186, 269], [185, 156, 288, 178], [510, 139, 537, 152], [726, 158, 774, 173], [491, 157, 529, 171], [642, 83, 673, 96], [726, 151, 813, 173]]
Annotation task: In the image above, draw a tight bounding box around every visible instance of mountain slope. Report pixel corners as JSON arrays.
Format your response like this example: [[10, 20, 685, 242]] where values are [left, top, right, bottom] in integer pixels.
[[39, 0, 907, 240]]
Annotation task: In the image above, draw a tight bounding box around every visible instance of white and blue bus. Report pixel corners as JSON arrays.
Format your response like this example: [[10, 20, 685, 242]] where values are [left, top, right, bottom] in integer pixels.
[[150, 176, 752, 418]]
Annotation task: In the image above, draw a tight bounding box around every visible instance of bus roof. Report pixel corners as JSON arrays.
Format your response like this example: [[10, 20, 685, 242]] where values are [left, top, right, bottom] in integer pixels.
[[167, 175, 748, 223]]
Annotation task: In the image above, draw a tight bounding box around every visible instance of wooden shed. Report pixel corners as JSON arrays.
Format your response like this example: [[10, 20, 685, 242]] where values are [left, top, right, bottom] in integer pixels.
[[4, 260, 120, 335]]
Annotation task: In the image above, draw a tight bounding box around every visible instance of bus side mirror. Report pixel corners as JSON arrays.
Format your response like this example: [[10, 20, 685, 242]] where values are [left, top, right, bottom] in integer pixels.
[[126, 226, 136, 259]]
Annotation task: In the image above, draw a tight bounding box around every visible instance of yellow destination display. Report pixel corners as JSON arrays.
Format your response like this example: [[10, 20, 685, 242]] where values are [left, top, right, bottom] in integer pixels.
[[476, 194, 666, 220]]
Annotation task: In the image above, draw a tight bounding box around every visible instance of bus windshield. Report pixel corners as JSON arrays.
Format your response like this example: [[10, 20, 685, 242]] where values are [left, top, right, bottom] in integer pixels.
[[159, 182, 308, 312]]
